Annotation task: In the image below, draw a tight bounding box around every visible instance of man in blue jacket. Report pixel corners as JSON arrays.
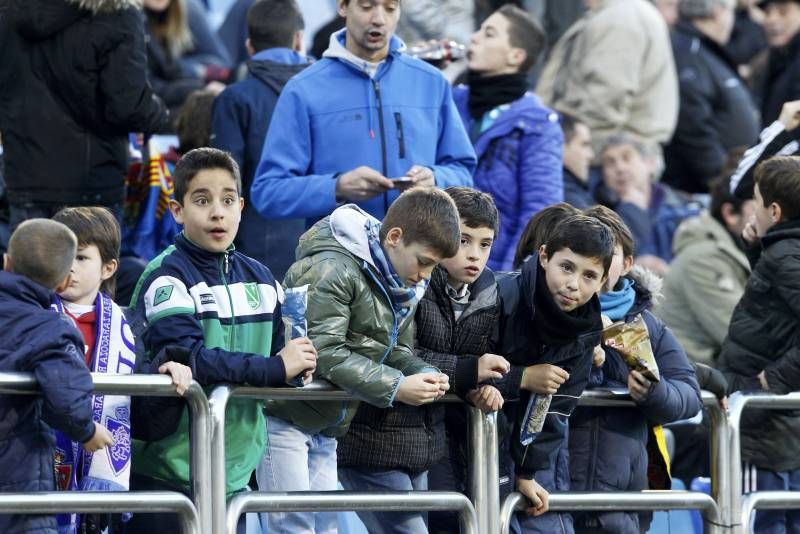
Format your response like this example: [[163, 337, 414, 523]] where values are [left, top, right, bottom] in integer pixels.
[[211, 0, 310, 279], [250, 0, 476, 225]]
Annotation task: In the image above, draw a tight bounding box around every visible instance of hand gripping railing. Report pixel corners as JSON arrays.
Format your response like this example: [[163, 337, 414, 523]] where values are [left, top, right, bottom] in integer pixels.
[[0, 492, 200, 534], [500, 491, 723, 534], [0, 372, 212, 533], [728, 391, 800, 533], [208, 381, 486, 534], [226, 490, 477, 534]]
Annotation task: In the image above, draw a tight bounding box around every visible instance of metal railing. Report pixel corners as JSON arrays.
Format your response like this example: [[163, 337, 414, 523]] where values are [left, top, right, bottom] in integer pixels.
[[2, 369, 742, 534], [0, 492, 200, 534], [208, 381, 494, 533], [500, 491, 723, 534], [728, 392, 800, 533], [0, 372, 212, 533], [226, 491, 477, 534], [740, 491, 800, 532]]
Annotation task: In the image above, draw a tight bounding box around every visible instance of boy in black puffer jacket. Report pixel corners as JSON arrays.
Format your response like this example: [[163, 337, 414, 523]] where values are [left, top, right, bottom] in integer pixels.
[[337, 187, 511, 534], [719, 156, 800, 534]]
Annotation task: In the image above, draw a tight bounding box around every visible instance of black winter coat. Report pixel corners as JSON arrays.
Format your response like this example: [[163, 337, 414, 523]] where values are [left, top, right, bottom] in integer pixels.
[[0, 0, 169, 207], [337, 265, 499, 473], [496, 254, 603, 479], [718, 219, 800, 471], [663, 22, 759, 193], [760, 31, 800, 126]]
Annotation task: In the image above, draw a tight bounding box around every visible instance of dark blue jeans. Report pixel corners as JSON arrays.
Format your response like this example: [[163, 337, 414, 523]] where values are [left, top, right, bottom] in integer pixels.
[[746, 465, 800, 534]]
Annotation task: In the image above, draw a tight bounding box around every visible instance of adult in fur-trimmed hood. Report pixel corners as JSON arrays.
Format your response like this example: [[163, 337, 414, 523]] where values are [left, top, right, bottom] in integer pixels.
[[0, 0, 169, 226]]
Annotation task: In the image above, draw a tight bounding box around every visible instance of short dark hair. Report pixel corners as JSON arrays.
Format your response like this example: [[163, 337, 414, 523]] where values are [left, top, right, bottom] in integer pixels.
[[173, 148, 242, 204], [247, 0, 304, 53], [381, 187, 461, 258], [754, 156, 800, 221], [8, 219, 77, 290], [709, 148, 750, 225], [583, 205, 635, 258], [497, 4, 546, 73], [175, 89, 216, 154], [53, 207, 121, 297], [545, 214, 616, 275], [560, 112, 586, 144], [514, 203, 581, 269], [444, 186, 500, 236]]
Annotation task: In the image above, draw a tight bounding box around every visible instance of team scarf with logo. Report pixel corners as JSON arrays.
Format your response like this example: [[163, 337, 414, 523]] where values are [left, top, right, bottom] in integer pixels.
[[51, 292, 137, 533], [364, 218, 429, 318]]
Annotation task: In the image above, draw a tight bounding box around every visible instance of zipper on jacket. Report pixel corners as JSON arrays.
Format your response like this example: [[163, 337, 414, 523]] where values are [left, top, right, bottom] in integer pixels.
[[372, 79, 390, 213], [219, 252, 236, 349], [394, 112, 406, 159]]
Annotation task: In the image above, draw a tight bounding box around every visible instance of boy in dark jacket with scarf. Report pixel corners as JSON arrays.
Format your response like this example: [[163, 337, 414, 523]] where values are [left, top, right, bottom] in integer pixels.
[[497, 214, 614, 531], [569, 206, 702, 534], [337, 187, 510, 533], [0, 219, 113, 534], [718, 156, 800, 533]]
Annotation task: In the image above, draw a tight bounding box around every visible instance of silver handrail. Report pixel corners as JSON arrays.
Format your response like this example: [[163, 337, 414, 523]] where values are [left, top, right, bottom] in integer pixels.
[[226, 491, 478, 534], [208, 381, 475, 533], [0, 372, 212, 533], [500, 491, 722, 534], [0, 492, 200, 534], [728, 392, 800, 533], [740, 491, 800, 532]]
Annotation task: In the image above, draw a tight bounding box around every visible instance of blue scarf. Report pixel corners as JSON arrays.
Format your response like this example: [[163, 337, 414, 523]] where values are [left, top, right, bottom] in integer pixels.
[[599, 278, 636, 321], [364, 219, 429, 318]]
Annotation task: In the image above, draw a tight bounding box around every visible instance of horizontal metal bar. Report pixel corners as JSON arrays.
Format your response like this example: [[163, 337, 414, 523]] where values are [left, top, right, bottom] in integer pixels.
[[0, 372, 197, 397], [0, 492, 199, 534], [577, 389, 718, 408], [228, 379, 463, 402], [501, 491, 722, 534], [741, 491, 800, 532], [226, 491, 478, 534]]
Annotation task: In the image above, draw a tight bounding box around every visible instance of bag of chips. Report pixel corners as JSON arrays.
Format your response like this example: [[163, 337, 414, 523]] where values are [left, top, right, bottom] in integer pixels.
[[602, 314, 660, 382]]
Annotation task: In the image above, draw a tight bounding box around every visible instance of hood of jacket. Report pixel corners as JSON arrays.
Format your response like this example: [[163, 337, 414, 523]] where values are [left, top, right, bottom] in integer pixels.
[[322, 28, 406, 74], [68, 0, 141, 13], [296, 204, 378, 268], [247, 53, 309, 94], [12, 0, 140, 41], [625, 264, 662, 316]]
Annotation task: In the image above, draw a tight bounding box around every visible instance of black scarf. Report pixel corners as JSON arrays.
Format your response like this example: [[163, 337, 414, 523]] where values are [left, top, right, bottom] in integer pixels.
[[467, 71, 529, 119], [532, 261, 602, 347]]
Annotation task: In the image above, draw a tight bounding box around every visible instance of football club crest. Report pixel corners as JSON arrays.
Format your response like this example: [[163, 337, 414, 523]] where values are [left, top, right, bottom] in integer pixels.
[[244, 283, 261, 310]]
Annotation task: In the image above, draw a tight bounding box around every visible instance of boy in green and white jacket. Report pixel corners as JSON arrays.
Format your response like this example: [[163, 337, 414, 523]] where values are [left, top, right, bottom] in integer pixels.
[[126, 148, 317, 534]]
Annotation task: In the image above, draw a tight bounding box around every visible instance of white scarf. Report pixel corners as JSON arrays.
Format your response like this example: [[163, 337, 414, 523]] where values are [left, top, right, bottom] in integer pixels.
[[52, 293, 136, 533]]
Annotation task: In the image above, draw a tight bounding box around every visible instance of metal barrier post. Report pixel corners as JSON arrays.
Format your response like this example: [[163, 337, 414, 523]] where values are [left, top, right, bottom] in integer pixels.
[[209, 384, 233, 534], [0, 373, 212, 533], [500, 491, 722, 534], [468, 406, 489, 534], [0, 492, 200, 534], [485, 411, 500, 534], [740, 491, 800, 532], [728, 392, 800, 534], [226, 491, 478, 534], [705, 392, 730, 529]]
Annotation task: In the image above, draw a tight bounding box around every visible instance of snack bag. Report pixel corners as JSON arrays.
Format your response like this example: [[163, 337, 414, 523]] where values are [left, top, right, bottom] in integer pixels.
[[283, 285, 310, 387], [602, 314, 660, 382], [519, 393, 552, 446]]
